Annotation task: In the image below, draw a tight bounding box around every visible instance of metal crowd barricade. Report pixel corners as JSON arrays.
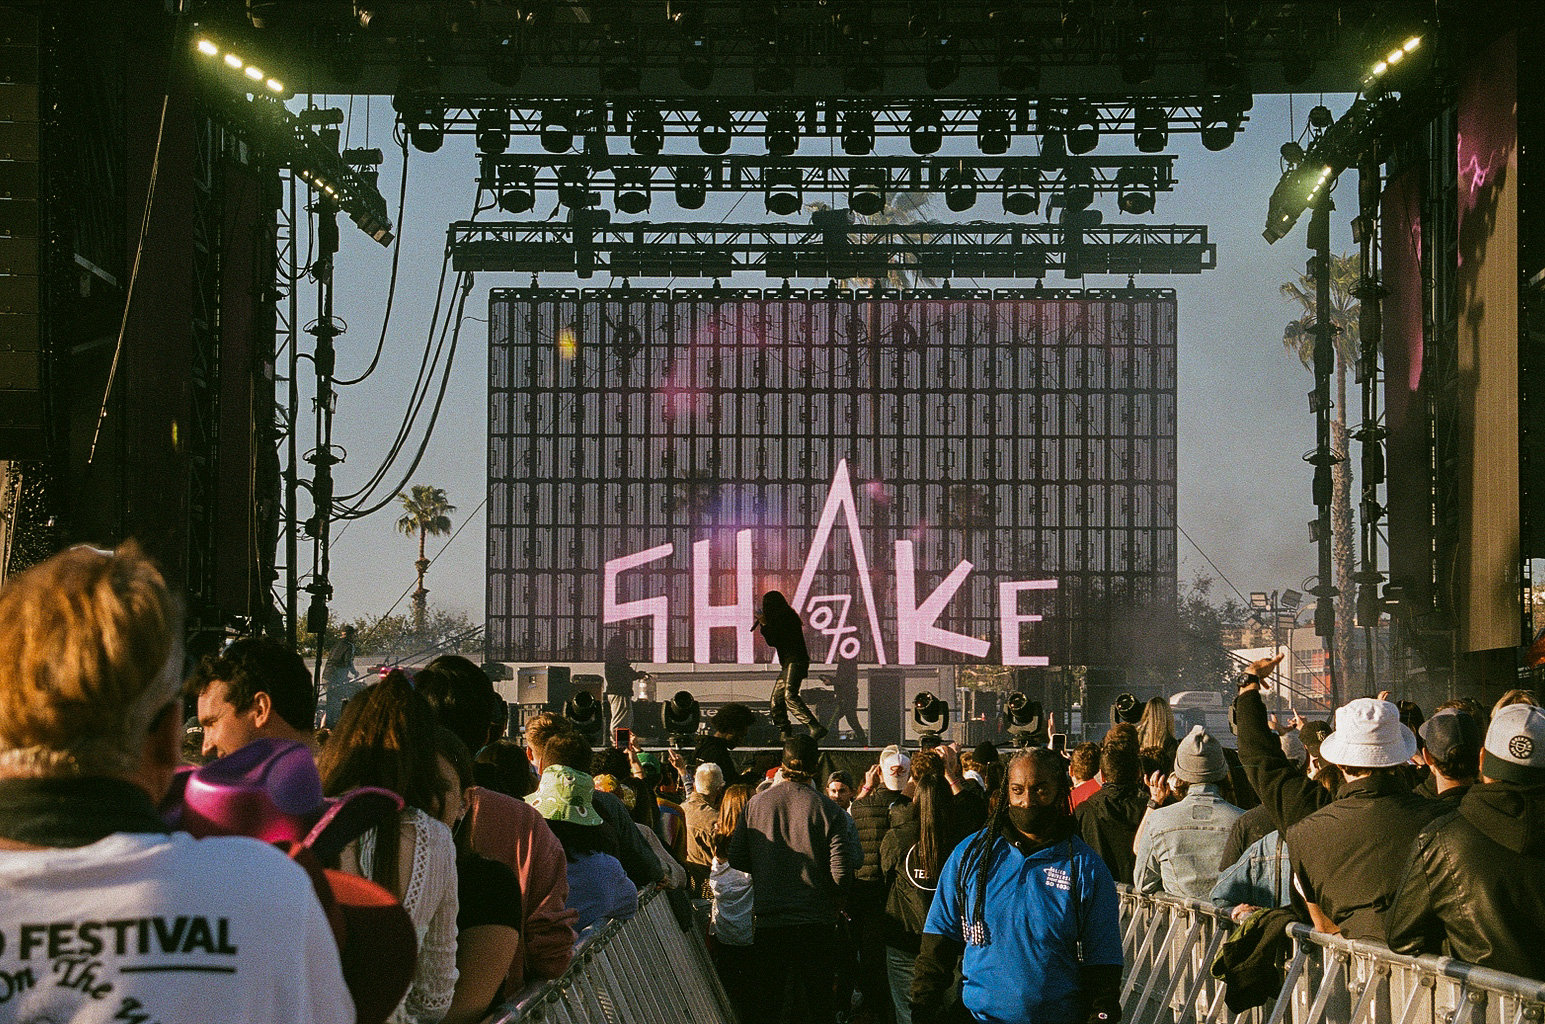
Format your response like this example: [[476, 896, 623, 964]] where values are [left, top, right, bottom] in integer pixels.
[[1119, 889, 1545, 1024], [484, 886, 738, 1024]]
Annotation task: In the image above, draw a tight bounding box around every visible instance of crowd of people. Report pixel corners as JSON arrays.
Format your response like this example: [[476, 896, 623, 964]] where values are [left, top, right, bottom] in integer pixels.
[[1, 542, 1543, 1024]]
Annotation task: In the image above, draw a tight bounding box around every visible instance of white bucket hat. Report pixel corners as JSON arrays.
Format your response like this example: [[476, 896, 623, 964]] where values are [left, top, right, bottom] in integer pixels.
[[1318, 698, 1417, 769]]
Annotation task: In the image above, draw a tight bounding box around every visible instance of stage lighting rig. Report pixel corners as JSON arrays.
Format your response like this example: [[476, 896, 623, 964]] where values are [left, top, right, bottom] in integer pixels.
[[765, 167, 802, 215], [476, 107, 510, 155], [1116, 166, 1156, 215], [540, 106, 573, 153], [842, 110, 875, 156], [674, 165, 707, 209], [1065, 103, 1100, 155], [1200, 96, 1243, 151], [753, 33, 793, 93], [913, 691, 950, 743], [630, 105, 665, 156], [1362, 35, 1423, 95], [489, 160, 536, 214], [1134, 105, 1168, 153], [1060, 165, 1095, 212], [614, 169, 651, 214], [599, 34, 642, 91], [661, 691, 702, 747], [1119, 11, 1157, 85], [698, 104, 733, 154], [193, 33, 289, 98], [564, 691, 604, 744], [998, 34, 1041, 91], [909, 104, 944, 155], [849, 167, 886, 217], [678, 30, 713, 90], [926, 33, 960, 90], [557, 166, 596, 210], [487, 35, 523, 87], [1004, 692, 1046, 748], [943, 165, 977, 212], [977, 109, 1011, 156], [1002, 166, 1039, 216], [766, 110, 798, 157]]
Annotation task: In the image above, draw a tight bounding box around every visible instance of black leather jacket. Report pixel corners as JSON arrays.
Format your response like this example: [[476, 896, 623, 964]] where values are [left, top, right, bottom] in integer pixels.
[[1386, 782, 1545, 981]]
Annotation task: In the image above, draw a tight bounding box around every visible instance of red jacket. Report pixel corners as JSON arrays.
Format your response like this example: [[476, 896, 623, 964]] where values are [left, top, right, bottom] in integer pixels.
[[464, 786, 578, 992]]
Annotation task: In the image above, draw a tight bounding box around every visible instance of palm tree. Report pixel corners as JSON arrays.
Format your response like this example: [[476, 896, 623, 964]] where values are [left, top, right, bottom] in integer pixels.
[[1280, 253, 1360, 697], [396, 485, 456, 631]]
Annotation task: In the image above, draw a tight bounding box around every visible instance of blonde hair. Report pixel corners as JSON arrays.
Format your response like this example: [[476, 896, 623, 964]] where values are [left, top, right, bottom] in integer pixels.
[[0, 542, 181, 777]]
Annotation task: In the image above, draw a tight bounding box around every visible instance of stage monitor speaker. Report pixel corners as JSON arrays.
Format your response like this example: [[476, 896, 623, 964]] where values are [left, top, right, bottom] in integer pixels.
[[868, 670, 904, 748]]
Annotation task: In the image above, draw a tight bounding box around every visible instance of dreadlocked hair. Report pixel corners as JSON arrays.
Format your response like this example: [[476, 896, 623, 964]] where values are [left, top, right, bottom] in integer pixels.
[[955, 747, 1070, 947]]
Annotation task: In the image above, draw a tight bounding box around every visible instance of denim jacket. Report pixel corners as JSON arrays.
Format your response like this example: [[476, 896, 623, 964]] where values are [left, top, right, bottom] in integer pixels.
[[1210, 829, 1293, 910], [1133, 784, 1244, 901]]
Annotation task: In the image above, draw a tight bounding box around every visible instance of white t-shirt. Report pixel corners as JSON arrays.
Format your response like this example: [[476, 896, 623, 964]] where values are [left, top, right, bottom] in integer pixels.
[[0, 831, 355, 1024]]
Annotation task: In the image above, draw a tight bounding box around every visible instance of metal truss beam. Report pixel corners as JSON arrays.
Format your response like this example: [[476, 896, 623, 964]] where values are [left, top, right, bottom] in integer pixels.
[[449, 219, 1216, 279]]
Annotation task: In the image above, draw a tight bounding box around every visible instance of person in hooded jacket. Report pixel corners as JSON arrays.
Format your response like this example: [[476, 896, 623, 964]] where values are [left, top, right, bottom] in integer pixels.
[[1386, 703, 1545, 981], [1076, 724, 1148, 885], [753, 590, 825, 741]]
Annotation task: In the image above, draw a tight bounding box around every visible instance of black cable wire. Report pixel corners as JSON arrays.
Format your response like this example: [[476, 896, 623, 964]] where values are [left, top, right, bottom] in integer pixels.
[[336, 138, 409, 386], [335, 269, 473, 520]]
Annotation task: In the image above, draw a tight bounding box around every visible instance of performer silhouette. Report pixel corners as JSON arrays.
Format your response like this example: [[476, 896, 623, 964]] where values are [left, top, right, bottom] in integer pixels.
[[751, 590, 825, 742]]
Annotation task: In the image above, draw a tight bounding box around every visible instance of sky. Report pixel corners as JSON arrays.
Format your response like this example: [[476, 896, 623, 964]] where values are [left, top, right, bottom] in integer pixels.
[[311, 91, 1361, 628]]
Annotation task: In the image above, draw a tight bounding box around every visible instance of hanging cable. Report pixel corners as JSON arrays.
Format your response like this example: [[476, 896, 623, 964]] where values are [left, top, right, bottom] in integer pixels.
[[336, 137, 408, 386]]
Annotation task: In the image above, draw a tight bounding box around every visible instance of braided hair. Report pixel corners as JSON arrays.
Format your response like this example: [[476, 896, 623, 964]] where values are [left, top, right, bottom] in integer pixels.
[[954, 746, 1071, 947]]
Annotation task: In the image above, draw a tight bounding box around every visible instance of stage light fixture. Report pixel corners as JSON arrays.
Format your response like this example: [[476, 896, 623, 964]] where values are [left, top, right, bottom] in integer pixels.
[[841, 109, 875, 156], [765, 109, 798, 156], [407, 105, 446, 153], [540, 106, 573, 153], [1061, 165, 1094, 212], [765, 166, 802, 215], [673, 165, 707, 209], [1133, 104, 1168, 153], [926, 34, 960, 90], [943, 165, 977, 212], [614, 168, 651, 214], [495, 163, 536, 214], [1004, 692, 1046, 747], [680, 34, 713, 89], [563, 691, 604, 743], [662, 691, 702, 746], [1200, 97, 1243, 151], [630, 105, 664, 156], [195, 34, 289, 97], [488, 35, 523, 86], [1363, 35, 1422, 93], [909, 103, 944, 155], [1001, 166, 1040, 216], [998, 35, 1040, 91], [1040, 129, 1068, 165], [912, 691, 950, 739], [977, 109, 1011, 155], [753, 35, 793, 92], [1262, 162, 1333, 243], [1116, 165, 1156, 214], [557, 166, 594, 210], [697, 104, 732, 154], [1065, 103, 1099, 154], [476, 107, 510, 155], [849, 167, 886, 217]]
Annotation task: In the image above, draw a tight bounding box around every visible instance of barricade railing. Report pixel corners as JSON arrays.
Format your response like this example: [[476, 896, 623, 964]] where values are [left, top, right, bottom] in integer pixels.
[[1119, 889, 1545, 1024], [484, 886, 737, 1024]]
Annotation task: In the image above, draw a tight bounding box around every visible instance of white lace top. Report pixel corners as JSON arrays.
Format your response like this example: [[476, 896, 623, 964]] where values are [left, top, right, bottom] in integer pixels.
[[346, 808, 460, 1024]]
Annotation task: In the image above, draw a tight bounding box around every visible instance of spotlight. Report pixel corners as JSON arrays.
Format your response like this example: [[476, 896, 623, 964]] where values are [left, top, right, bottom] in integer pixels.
[[1040, 130, 1067, 165], [698, 104, 733, 154], [630, 105, 664, 156], [998, 35, 1041, 91], [841, 109, 875, 155], [1263, 162, 1334, 243], [943, 165, 977, 212], [1280, 141, 1305, 166], [926, 34, 960, 90], [765, 109, 798, 156], [912, 690, 950, 740], [680, 34, 713, 89], [673, 165, 707, 209], [849, 167, 885, 216], [1065, 102, 1099, 154], [1115, 165, 1155, 214], [765, 166, 802, 215], [1308, 104, 1334, 130], [977, 109, 1011, 155], [1004, 691, 1046, 747], [909, 103, 943, 155], [1133, 104, 1168, 153], [476, 107, 510, 155], [661, 690, 701, 747], [1363, 35, 1422, 94], [540, 106, 573, 153], [1002, 166, 1040, 215], [557, 166, 594, 209], [1061, 164, 1094, 212], [614, 168, 651, 214], [1200, 96, 1242, 151], [407, 105, 445, 153], [495, 163, 536, 213], [488, 36, 523, 86], [563, 691, 604, 743]]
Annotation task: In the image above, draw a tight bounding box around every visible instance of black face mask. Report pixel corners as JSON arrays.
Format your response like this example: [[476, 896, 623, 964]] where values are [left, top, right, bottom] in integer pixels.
[[1007, 803, 1059, 836]]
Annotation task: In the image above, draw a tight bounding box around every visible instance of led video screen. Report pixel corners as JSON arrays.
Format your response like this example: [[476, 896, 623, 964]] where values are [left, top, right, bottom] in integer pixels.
[[487, 288, 1177, 667]]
